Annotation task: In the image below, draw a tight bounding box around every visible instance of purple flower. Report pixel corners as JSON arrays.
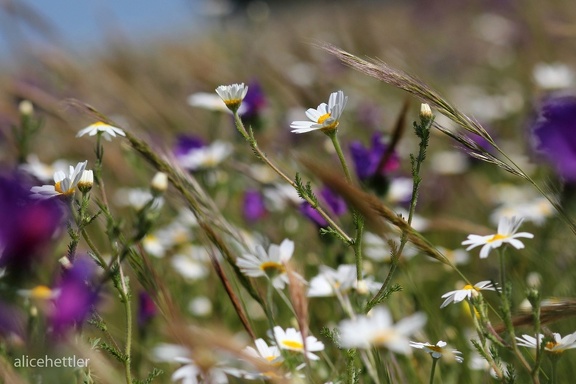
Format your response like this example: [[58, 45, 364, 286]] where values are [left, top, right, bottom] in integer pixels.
[[300, 187, 347, 227], [137, 291, 156, 329], [240, 80, 266, 131], [49, 257, 99, 336], [532, 95, 576, 182], [173, 134, 205, 159], [349, 133, 399, 181], [0, 173, 64, 273], [240, 80, 266, 120], [243, 189, 267, 222]]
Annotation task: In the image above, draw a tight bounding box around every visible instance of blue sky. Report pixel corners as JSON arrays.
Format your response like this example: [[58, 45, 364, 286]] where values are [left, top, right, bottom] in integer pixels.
[[0, 0, 205, 56]]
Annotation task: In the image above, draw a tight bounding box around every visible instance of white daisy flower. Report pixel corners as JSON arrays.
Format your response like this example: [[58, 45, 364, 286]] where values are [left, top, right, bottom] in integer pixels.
[[76, 121, 125, 141], [236, 239, 294, 289], [290, 90, 348, 134], [409, 340, 464, 362], [307, 264, 381, 297], [339, 306, 426, 354], [440, 281, 497, 308], [272, 326, 324, 360], [215, 83, 248, 112], [462, 216, 534, 258], [241, 338, 284, 380], [244, 338, 283, 364], [30, 160, 88, 198], [516, 332, 576, 354], [171, 357, 229, 384], [17, 285, 60, 300], [177, 141, 232, 171]]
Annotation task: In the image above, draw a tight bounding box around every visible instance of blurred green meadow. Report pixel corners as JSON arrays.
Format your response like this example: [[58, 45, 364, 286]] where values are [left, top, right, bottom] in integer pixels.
[[2, 1, 576, 383]]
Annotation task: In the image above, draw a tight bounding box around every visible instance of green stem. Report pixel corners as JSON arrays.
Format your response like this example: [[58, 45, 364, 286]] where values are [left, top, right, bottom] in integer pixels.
[[498, 248, 532, 374], [550, 355, 559, 384], [327, 131, 352, 183], [366, 112, 431, 311], [429, 358, 439, 384], [118, 263, 133, 384], [327, 130, 365, 280]]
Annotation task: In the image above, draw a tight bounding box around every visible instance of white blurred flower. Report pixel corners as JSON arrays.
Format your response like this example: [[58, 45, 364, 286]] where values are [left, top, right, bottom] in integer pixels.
[[188, 92, 232, 113], [188, 297, 213, 317], [363, 232, 418, 262], [20, 155, 69, 182], [435, 247, 470, 266], [17, 285, 60, 300], [263, 184, 302, 211], [307, 264, 381, 297], [115, 188, 164, 211], [533, 62, 575, 90], [171, 357, 229, 384], [151, 343, 190, 363], [491, 197, 555, 227], [339, 306, 426, 354], [386, 177, 413, 204], [171, 247, 210, 281], [177, 141, 232, 171], [409, 340, 463, 362], [272, 326, 324, 360], [430, 150, 469, 175]]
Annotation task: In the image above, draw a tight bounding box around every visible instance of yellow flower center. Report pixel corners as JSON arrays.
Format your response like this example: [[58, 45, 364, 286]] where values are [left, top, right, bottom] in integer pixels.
[[54, 181, 74, 195], [223, 99, 242, 109], [545, 341, 562, 353], [30, 285, 54, 300], [371, 330, 394, 345], [93, 121, 107, 127], [281, 340, 303, 350], [487, 233, 507, 243], [427, 345, 443, 353], [463, 284, 479, 291], [260, 261, 285, 274], [317, 113, 332, 124]]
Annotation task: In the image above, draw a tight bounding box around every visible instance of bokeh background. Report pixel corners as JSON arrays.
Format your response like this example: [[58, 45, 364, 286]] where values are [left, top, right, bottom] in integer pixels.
[[2, 0, 576, 383]]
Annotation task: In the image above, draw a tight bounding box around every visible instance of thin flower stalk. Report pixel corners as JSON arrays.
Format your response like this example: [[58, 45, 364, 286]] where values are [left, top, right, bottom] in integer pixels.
[[232, 111, 353, 244], [117, 261, 133, 384], [326, 130, 365, 281], [497, 247, 533, 376], [366, 106, 433, 311]]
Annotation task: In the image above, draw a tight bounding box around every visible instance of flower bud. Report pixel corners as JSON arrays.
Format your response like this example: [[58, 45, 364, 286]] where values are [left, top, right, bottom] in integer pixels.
[[151, 172, 168, 195], [78, 170, 94, 193], [420, 103, 433, 120], [19, 100, 34, 116]]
